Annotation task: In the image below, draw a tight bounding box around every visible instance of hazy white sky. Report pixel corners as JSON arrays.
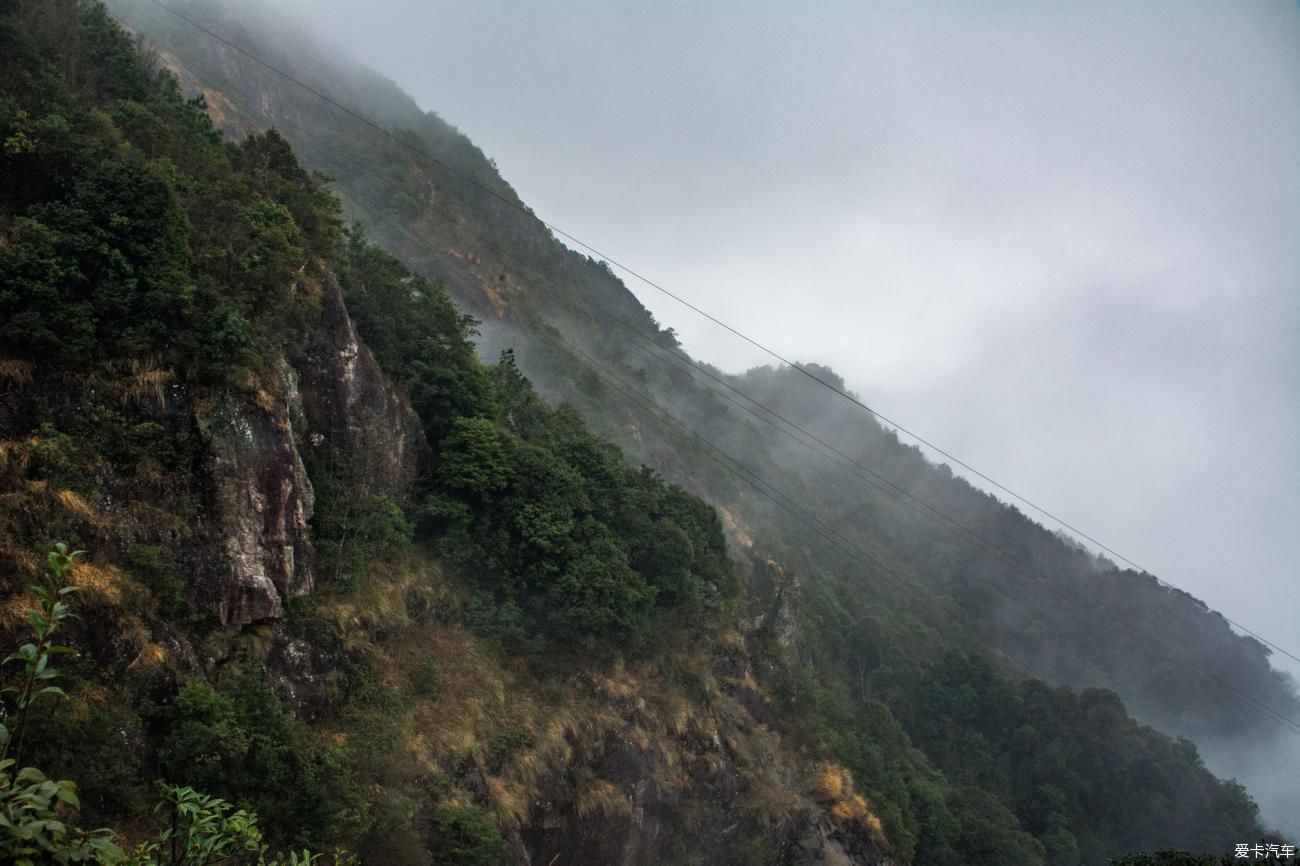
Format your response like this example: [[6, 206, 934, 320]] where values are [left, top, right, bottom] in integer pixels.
[[263, 0, 1300, 687]]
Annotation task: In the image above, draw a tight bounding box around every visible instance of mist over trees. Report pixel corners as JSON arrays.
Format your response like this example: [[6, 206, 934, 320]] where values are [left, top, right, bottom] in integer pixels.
[[0, 1, 1295, 863]]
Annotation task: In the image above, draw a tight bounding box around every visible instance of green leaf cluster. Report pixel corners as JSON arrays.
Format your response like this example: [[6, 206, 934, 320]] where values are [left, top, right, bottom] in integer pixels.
[[0, 543, 82, 767], [0, 762, 123, 866]]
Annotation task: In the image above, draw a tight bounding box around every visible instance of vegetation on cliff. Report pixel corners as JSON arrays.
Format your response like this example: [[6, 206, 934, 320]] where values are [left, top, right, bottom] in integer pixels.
[[0, 2, 1285, 865], [101, 0, 1298, 759]]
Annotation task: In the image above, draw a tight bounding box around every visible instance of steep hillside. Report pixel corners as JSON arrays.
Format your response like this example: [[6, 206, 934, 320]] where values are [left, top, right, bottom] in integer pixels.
[[104, 0, 1300, 762], [0, 5, 907, 865], [0, 2, 1289, 865]]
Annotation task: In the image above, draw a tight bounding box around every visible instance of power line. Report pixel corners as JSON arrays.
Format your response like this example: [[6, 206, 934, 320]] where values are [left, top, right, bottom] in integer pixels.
[[553, 339, 1046, 682], [383, 210, 1300, 739], [548, 338, 1300, 743], [132, 12, 1300, 738]]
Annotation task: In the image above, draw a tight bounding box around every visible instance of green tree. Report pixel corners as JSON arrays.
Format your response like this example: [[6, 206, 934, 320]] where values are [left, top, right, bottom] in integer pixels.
[[425, 804, 505, 866]]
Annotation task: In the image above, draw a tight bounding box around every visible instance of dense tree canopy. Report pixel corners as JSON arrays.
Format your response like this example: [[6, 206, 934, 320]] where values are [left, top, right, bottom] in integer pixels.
[[338, 230, 736, 651]]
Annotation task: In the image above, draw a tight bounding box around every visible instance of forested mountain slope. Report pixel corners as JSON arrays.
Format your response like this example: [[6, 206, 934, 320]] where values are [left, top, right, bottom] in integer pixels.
[[0, 2, 1290, 864], [105, 0, 1300, 754]]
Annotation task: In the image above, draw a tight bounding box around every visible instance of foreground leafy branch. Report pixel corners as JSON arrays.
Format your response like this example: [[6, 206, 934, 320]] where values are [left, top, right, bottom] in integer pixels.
[[0, 543, 356, 866], [0, 542, 81, 767]]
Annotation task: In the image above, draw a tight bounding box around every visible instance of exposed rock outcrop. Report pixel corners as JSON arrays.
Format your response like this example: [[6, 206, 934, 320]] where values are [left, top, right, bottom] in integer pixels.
[[749, 557, 803, 662], [190, 272, 426, 630], [503, 562, 896, 866], [295, 271, 429, 503], [195, 360, 315, 628], [265, 621, 338, 721], [165, 273, 434, 746]]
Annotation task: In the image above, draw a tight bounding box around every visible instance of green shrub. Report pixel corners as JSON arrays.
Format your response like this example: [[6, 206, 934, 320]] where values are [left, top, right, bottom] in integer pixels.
[[309, 449, 414, 593], [127, 543, 185, 618], [486, 724, 532, 773], [426, 803, 505, 866], [158, 665, 355, 849], [412, 656, 442, 699]]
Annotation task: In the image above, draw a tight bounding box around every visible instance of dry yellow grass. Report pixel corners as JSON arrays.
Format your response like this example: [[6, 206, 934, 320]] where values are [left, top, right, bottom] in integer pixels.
[[486, 775, 529, 826], [591, 669, 637, 701], [56, 488, 100, 525], [0, 594, 33, 631], [127, 642, 170, 672], [574, 777, 630, 819], [809, 762, 887, 841], [253, 387, 276, 413], [71, 561, 126, 606], [119, 360, 171, 408], [812, 764, 847, 802], [322, 554, 441, 644], [0, 359, 33, 385]]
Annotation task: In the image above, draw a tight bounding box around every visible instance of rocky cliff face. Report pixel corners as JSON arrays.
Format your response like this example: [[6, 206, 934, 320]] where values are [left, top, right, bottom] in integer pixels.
[[0, 272, 894, 864], [495, 551, 897, 866], [194, 361, 315, 628], [189, 272, 426, 630], [295, 272, 429, 504]]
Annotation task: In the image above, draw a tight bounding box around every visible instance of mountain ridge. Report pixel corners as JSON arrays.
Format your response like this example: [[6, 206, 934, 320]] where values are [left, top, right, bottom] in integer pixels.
[[106, 0, 1299, 834], [0, 2, 1293, 862]]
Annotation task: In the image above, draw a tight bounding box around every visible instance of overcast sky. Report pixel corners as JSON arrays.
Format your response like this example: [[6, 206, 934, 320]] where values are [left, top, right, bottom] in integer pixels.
[[263, 0, 1300, 685]]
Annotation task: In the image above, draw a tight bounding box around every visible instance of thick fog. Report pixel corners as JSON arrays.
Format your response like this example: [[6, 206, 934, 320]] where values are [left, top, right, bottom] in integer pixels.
[[255, 0, 1299, 831]]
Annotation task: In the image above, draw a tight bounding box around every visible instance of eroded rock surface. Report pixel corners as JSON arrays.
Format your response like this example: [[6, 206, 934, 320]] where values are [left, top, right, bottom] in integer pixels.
[[296, 271, 428, 503], [192, 272, 426, 630], [196, 361, 314, 628]]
